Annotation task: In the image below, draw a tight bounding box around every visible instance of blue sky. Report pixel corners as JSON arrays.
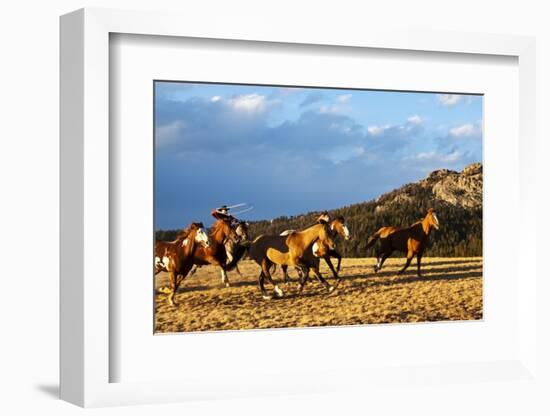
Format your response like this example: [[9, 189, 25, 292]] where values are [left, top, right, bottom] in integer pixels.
[[155, 82, 482, 229]]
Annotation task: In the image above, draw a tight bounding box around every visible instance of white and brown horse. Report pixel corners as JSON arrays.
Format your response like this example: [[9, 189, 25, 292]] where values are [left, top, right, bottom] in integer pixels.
[[186, 219, 241, 287], [187, 219, 249, 282], [154, 222, 210, 305], [249, 221, 336, 299]]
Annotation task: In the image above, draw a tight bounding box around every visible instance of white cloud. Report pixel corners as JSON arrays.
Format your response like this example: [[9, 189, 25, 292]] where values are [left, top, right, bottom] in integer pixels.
[[412, 150, 462, 163], [449, 123, 478, 138], [227, 93, 267, 113], [336, 94, 352, 103], [367, 124, 392, 136], [437, 94, 462, 107], [319, 105, 345, 115], [403, 150, 463, 166], [156, 121, 186, 147], [407, 115, 423, 124], [211, 95, 222, 102], [322, 145, 365, 164]]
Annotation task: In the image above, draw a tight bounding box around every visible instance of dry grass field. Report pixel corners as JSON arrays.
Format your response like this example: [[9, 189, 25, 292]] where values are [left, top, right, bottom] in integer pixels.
[[154, 257, 482, 333]]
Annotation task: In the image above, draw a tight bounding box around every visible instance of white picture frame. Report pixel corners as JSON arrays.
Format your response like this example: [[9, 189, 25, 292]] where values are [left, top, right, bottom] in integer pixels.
[[60, 7, 538, 408]]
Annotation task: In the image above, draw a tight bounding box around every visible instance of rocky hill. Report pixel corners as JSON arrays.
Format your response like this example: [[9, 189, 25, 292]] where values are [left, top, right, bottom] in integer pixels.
[[375, 162, 482, 212]]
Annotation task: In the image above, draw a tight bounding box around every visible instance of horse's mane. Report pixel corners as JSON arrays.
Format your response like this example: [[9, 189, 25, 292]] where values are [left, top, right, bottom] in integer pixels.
[[175, 222, 204, 242], [210, 219, 232, 239], [174, 229, 190, 242]]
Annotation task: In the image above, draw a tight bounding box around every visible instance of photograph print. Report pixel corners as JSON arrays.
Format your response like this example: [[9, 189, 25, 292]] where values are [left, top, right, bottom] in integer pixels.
[[154, 81, 483, 333]]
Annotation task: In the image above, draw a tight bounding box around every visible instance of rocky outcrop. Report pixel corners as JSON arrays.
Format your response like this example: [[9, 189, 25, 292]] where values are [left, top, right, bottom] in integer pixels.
[[376, 163, 482, 211]]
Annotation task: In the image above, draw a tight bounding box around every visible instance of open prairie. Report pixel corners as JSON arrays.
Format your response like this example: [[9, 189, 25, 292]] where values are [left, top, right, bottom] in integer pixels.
[[154, 257, 482, 333]]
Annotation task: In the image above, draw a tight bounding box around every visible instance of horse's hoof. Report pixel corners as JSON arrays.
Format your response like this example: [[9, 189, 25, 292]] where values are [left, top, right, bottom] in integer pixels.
[[274, 286, 284, 298], [224, 282, 230, 288], [327, 285, 335, 293], [373, 266, 378, 273], [262, 294, 273, 300]]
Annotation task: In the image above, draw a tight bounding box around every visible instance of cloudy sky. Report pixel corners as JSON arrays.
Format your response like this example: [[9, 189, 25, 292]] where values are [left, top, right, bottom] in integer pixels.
[[155, 82, 482, 229]]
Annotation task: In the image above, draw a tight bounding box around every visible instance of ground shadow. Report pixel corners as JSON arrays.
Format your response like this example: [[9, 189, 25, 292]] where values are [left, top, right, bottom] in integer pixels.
[[34, 384, 59, 399]]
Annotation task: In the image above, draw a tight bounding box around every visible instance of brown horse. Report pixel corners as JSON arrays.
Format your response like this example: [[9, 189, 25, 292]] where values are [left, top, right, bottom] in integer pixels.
[[280, 215, 351, 283], [187, 219, 248, 282], [249, 222, 336, 299], [154, 222, 210, 305], [366, 208, 440, 277], [187, 219, 241, 287]]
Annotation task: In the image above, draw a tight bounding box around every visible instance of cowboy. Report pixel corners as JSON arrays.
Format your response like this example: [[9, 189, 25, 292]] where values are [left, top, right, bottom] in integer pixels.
[[211, 204, 236, 223]]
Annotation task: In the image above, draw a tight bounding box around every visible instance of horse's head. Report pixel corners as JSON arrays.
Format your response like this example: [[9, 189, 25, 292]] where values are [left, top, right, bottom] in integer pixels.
[[216, 219, 241, 246], [318, 222, 336, 250], [331, 216, 351, 240], [426, 208, 440, 230], [191, 222, 210, 247], [316, 211, 330, 224], [234, 220, 249, 242]]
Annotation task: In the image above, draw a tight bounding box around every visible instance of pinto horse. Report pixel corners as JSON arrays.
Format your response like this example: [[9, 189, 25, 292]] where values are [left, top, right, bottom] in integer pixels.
[[365, 208, 440, 277], [249, 222, 336, 299], [280, 215, 351, 283], [188, 219, 248, 282], [154, 222, 210, 305], [187, 219, 241, 287]]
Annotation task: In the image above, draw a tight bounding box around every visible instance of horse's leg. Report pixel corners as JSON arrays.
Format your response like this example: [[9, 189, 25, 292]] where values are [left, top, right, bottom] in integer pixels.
[[235, 264, 243, 278], [187, 264, 199, 278], [374, 248, 383, 272], [260, 259, 279, 300], [281, 265, 291, 283], [376, 251, 392, 272], [168, 270, 178, 306], [330, 249, 342, 273], [220, 266, 230, 287], [297, 267, 310, 293], [257, 271, 270, 299], [323, 256, 339, 279], [397, 251, 414, 275], [324, 255, 345, 289], [374, 249, 391, 272], [170, 264, 194, 306], [264, 263, 284, 297], [416, 252, 424, 277], [311, 267, 334, 293]]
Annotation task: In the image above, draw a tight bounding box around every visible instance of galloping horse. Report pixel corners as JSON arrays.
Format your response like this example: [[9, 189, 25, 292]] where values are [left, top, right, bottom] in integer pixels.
[[280, 215, 351, 283], [154, 224, 210, 275], [188, 219, 249, 281], [249, 222, 336, 299], [187, 219, 241, 287], [154, 222, 210, 305], [365, 208, 440, 277]]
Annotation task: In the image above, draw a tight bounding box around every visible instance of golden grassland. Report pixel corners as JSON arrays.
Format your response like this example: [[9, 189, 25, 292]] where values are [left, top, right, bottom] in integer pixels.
[[154, 257, 482, 333]]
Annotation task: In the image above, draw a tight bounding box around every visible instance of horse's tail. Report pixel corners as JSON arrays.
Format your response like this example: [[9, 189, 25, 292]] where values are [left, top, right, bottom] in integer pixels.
[[365, 228, 383, 250], [226, 241, 250, 271]]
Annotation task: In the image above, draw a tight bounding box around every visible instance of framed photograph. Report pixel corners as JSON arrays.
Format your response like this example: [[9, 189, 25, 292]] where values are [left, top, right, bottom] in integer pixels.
[[60, 8, 538, 408]]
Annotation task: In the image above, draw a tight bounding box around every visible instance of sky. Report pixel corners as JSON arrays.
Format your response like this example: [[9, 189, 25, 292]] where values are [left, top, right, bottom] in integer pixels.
[[155, 82, 483, 229]]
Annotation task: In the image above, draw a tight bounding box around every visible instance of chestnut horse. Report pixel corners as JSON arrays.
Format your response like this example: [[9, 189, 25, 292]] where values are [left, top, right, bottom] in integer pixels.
[[187, 219, 241, 287], [249, 222, 336, 299], [365, 208, 440, 277], [187, 219, 249, 282], [154, 222, 210, 305], [280, 215, 351, 283]]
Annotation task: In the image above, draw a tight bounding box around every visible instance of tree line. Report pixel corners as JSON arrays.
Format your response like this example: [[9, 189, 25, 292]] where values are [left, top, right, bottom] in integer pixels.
[[156, 197, 482, 258]]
